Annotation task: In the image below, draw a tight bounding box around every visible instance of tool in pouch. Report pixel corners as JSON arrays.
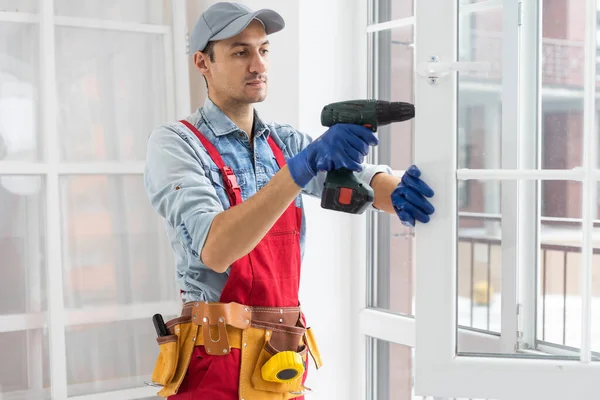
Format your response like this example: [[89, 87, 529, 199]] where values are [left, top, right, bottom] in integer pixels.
[[144, 314, 177, 388], [148, 302, 323, 399]]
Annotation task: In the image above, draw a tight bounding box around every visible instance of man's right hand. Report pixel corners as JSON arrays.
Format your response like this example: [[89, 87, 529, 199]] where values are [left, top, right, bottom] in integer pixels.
[[287, 124, 379, 188]]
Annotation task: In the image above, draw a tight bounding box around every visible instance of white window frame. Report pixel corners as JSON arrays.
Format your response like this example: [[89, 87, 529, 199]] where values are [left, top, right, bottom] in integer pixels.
[[413, 0, 600, 398], [0, 1, 189, 399], [353, 1, 517, 399]]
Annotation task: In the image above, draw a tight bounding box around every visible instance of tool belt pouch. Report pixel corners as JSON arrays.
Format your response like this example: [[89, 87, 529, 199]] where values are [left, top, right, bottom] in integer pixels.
[[151, 334, 179, 386], [249, 322, 307, 394], [151, 319, 200, 398]]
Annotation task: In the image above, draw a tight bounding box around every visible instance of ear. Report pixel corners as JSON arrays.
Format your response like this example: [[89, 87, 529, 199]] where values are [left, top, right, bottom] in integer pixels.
[[193, 52, 210, 76]]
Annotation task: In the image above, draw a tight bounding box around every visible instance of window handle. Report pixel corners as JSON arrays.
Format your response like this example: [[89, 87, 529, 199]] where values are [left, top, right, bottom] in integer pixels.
[[417, 56, 491, 83]]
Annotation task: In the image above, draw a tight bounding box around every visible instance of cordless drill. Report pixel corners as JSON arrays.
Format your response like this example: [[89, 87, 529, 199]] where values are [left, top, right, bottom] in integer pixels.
[[320, 99, 415, 214]]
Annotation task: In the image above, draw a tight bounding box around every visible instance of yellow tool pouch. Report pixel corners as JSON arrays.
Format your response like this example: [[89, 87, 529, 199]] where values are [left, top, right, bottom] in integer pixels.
[[153, 318, 200, 398], [149, 303, 323, 400], [239, 325, 308, 399], [151, 334, 179, 386], [304, 327, 323, 369]]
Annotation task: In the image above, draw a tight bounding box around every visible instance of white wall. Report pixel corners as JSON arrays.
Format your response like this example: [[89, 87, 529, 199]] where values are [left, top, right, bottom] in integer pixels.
[[191, 0, 368, 398], [297, 0, 369, 399]]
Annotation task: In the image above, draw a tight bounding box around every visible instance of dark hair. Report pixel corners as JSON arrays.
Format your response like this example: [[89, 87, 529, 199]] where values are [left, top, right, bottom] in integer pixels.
[[203, 41, 216, 62], [201, 41, 216, 91]]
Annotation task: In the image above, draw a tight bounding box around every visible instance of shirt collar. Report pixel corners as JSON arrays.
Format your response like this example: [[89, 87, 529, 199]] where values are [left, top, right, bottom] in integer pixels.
[[200, 97, 271, 138]]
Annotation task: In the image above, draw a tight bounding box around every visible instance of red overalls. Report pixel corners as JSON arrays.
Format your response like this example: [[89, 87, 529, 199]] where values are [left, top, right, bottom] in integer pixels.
[[171, 121, 308, 399]]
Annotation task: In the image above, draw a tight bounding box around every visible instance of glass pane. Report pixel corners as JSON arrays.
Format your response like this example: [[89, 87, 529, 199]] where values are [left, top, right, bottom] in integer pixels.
[[457, 180, 501, 333], [372, 0, 414, 24], [0, 330, 51, 399], [60, 175, 175, 308], [54, 0, 171, 25], [540, 0, 585, 169], [0, 23, 41, 162], [371, 338, 492, 399], [458, 4, 503, 169], [374, 25, 414, 170], [0, 177, 47, 398], [371, 24, 415, 315], [593, 206, 600, 355], [66, 318, 174, 397], [0, 1, 37, 12], [537, 181, 583, 352], [55, 28, 167, 162], [0, 176, 46, 314], [372, 213, 415, 314]]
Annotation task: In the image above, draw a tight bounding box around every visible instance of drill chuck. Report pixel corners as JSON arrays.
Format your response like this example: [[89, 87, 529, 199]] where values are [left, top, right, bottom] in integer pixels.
[[378, 101, 415, 125]]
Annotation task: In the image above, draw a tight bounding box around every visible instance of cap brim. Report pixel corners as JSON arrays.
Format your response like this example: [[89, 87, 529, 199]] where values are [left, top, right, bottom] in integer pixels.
[[210, 9, 285, 42]]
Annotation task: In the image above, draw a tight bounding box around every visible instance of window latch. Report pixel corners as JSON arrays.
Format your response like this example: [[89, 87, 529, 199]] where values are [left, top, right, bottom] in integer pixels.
[[417, 56, 491, 84]]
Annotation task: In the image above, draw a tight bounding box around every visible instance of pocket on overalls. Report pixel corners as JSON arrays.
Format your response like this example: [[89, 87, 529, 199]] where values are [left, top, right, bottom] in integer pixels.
[[250, 329, 307, 394], [151, 335, 180, 386]]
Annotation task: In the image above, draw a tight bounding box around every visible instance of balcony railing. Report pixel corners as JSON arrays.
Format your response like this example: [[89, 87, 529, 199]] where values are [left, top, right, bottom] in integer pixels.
[[457, 212, 600, 351]]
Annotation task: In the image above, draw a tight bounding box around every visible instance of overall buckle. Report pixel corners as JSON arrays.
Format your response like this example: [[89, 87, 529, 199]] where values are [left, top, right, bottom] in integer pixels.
[[221, 166, 240, 190]]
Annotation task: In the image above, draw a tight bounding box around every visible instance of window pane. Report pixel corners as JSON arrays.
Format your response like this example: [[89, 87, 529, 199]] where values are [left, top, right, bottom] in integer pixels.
[[457, 180, 501, 334], [55, 28, 167, 162], [373, 25, 414, 170], [458, 3, 502, 170], [65, 318, 176, 397], [54, 0, 172, 25], [457, 178, 586, 359], [0, 23, 41, 162], [0, 176, 46, 314], [372, 0, 413, 24], [370, 23, 415, 315], [540, 0, 585, 169], [59, 175, 175, 308], [0, 177, 47, 397], [0, 330, 51, 399], [371, 338, 492, 399], [0, 1, 37, 12], [371, 213, 415, 314], [371, 338, 412, 399], [537, 181, 584, 352], [593, 186, 600, 355]]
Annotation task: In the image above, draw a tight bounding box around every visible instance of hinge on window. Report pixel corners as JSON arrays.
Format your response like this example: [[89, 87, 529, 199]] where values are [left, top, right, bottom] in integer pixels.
[[518, 1, 523, 26], [516, 303, 527, 351], [185, 29, 190, 54]]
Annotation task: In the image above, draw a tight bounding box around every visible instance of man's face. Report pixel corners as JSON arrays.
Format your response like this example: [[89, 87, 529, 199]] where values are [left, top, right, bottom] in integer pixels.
[[200, 20, 270, 104]]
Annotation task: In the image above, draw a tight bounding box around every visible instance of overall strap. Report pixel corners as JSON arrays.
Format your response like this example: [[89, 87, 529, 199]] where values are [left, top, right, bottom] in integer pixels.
[[266, 135, 287, 168], [180, 120, 243, 207]]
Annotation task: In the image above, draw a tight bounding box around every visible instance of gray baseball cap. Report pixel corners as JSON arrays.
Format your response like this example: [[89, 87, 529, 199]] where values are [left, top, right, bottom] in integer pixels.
[[189, 2, 285, 54]]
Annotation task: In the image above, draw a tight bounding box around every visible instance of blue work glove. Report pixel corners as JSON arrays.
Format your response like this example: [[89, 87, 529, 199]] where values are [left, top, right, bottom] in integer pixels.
[[391, 165, 435, 227], [287, 124, 378, 187]]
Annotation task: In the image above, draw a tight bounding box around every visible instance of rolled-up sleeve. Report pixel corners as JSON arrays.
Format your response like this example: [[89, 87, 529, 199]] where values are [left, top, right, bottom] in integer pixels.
[[143, 124, 223, 263], [281, 127, 393, 206]]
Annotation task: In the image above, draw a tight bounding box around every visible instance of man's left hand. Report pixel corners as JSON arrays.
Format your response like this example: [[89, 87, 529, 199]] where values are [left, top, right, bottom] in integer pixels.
[[391, 165, 435, 227]]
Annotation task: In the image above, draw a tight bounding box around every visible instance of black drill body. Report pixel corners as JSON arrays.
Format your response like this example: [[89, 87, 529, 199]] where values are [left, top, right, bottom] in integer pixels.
[[319, 99, 415, 214]]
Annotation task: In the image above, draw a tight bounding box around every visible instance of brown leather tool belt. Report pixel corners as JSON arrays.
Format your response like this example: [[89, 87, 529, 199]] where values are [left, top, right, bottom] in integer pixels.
[[166, 301, 306, 356], [151, 301, 323, 399]]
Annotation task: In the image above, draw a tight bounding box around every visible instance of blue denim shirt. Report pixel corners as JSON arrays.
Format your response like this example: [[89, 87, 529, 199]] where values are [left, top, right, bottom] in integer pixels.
[[143, 98, 392, 303]]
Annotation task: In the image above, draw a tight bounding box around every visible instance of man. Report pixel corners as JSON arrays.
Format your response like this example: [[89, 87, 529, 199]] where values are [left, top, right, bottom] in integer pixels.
[[143, 2, 435, 399]]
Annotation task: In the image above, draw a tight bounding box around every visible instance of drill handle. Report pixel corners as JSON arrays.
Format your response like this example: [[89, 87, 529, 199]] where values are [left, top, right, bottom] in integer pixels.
[[321, 169, 374, 214]]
